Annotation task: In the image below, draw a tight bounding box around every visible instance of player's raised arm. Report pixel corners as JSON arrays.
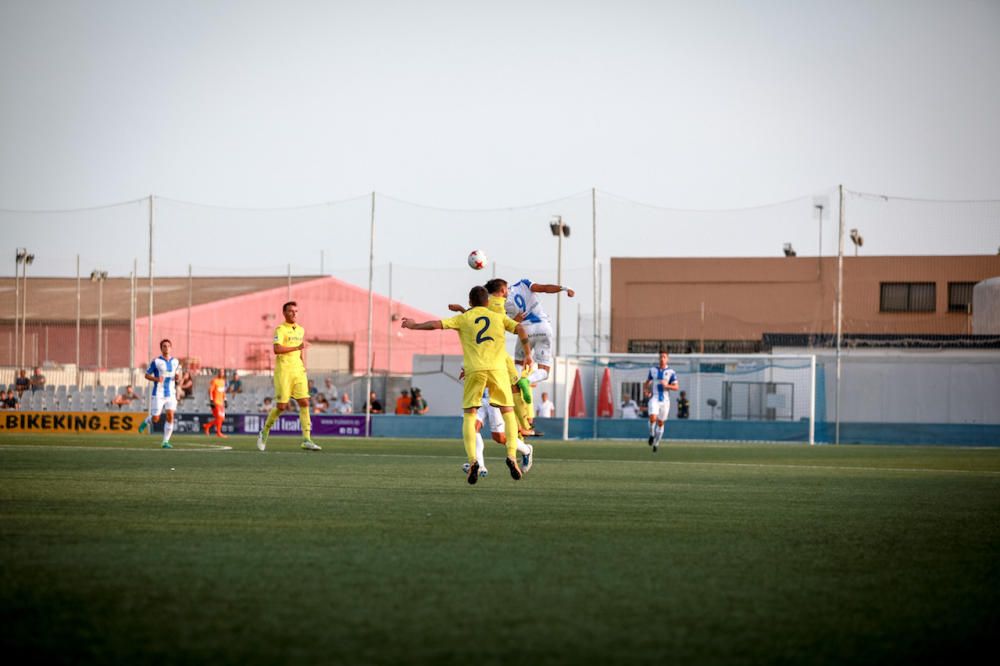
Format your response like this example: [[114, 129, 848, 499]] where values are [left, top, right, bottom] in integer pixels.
[[401, 318, 443, 331], [447, 304, 467, 313], [529, 283, 575, 298]]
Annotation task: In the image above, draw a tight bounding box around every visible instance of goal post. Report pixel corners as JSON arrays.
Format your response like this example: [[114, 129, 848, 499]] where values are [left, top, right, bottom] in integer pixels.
[[556, 353, 817, 445]]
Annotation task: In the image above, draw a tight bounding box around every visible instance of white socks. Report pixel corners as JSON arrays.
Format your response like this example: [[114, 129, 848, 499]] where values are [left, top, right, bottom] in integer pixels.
[[163, 419, 174, 443], [653, 423, 664, 446], [527, 367, 549, 383], [516, 438, 531, 456], [475, 432, 485, 466]]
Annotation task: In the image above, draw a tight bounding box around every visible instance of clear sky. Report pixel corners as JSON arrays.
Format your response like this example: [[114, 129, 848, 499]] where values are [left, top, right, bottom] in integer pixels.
[[2, 0, 998, 210], [2, 0, 999, 341]]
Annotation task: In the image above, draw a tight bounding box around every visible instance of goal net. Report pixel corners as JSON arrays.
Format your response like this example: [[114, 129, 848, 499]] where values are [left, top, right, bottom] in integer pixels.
[[556, 353, 817, 444]]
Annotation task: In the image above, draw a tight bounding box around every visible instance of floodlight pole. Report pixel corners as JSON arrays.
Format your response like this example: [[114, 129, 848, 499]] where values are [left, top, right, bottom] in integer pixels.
[[20, 251, 34, 369], [815, 203, 823, 278], [835, 185, 845, 446], [364, 191, 376, 437], [553, 216, 565, 359], [550, 214, 571, 416], [92, 270, 107, 386], [13, 249, 23, 369]]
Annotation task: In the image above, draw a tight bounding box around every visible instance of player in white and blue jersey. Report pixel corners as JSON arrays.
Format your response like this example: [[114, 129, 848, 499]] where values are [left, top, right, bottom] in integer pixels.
[[138, 338, 181, 448], [490, 277, 574, 386], [644, 351, 679, 452]]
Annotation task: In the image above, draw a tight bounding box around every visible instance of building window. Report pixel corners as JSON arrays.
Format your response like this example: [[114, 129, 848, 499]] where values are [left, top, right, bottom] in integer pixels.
[[948, 282, 975, 313], [880, 283, 935, 313]]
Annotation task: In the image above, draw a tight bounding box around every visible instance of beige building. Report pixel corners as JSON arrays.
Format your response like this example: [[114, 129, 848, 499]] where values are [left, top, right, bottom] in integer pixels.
[[611, 255, 1000, 353]]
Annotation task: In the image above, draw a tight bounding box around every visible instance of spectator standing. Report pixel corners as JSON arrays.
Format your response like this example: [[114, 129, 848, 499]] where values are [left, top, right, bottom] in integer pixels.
[[677, 391, 691, 419], [621, 394, 640, 419], [30, 367, 46, 393], [536, 391, 555, 418], [364, 391, 383, 414], [394, 389, 411, 415], [410, 388, 428, 415], [14, 370, 29, 397]]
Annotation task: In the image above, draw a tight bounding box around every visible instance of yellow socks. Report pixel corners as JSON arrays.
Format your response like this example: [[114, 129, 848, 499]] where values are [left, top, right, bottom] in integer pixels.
[[502, 410, 520, 458], [462, 412, 478, 463], [299, 406, 312, 440], [263, 407, 281, 434]]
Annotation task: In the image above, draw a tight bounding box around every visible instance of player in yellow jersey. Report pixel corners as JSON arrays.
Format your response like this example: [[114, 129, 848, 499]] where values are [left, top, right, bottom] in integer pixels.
[[449, 280, 535, 452], [256, 301, 320, 452], [403, 285, 532, 485]]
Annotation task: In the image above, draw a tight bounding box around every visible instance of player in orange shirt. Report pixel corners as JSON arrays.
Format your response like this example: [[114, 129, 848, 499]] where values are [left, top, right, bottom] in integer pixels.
[[203, 368, 228, 438]]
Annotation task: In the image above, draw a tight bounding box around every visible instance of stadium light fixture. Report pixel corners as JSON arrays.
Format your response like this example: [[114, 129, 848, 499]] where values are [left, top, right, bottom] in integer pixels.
[[783, 243, 796, 257], [849, 228, 863, 256], [550, 216, 570, 238]]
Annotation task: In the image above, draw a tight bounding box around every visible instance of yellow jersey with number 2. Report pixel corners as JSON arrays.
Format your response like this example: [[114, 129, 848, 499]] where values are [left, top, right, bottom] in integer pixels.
[[441, 307, 517, 373]]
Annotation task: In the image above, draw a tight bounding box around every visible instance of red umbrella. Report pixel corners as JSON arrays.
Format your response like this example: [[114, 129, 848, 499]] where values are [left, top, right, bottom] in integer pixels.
[[568, 368, 587, 417], [597, 367, 614, 417]]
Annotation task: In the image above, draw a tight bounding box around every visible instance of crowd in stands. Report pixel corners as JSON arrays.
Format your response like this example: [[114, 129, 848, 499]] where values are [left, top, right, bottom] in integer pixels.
[[1, 367, 432, 416]]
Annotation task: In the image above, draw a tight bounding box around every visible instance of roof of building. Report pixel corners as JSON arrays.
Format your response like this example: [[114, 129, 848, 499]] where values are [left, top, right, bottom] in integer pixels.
[[0, 275, 325, 322]]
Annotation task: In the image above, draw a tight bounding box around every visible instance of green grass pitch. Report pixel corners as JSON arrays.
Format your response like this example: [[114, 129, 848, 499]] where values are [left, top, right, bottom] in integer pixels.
[[2, 434, 998, 665]]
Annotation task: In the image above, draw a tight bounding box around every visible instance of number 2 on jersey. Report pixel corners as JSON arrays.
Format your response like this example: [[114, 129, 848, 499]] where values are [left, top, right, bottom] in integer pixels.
[[474, 316, 494, 344]]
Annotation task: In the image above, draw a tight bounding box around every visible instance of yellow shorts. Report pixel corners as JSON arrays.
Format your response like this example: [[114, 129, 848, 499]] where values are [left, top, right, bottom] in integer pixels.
[[274, 369, 309, 404], [463, 368, 514, 409]]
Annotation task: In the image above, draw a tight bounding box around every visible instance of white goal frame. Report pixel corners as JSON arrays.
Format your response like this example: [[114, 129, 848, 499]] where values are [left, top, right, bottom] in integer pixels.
[[555, 353, 817, 445]]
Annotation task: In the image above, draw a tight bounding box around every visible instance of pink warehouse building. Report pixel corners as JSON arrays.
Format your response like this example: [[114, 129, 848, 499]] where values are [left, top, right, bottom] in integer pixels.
[[1, 275, 458, 373]]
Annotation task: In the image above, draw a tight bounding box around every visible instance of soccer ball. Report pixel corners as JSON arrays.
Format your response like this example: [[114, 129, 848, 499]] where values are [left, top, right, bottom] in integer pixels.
[[467, 249, 487, 270]]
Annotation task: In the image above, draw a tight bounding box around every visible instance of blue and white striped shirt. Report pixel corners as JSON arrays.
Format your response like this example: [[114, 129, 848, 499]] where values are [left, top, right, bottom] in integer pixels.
[[647, 366, 677, 402], [146, 356, 181, 398]]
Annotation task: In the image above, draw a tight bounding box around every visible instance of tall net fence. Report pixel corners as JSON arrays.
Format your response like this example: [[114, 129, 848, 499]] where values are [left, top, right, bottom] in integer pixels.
[[2, 187, 998, 439]]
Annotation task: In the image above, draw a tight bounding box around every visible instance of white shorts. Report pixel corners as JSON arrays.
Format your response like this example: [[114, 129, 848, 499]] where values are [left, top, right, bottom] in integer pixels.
[[515, 321, 554, 367], [149, 395, 178, 417], [476, 398, 505, 434], [648, 397, 670, 422]]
